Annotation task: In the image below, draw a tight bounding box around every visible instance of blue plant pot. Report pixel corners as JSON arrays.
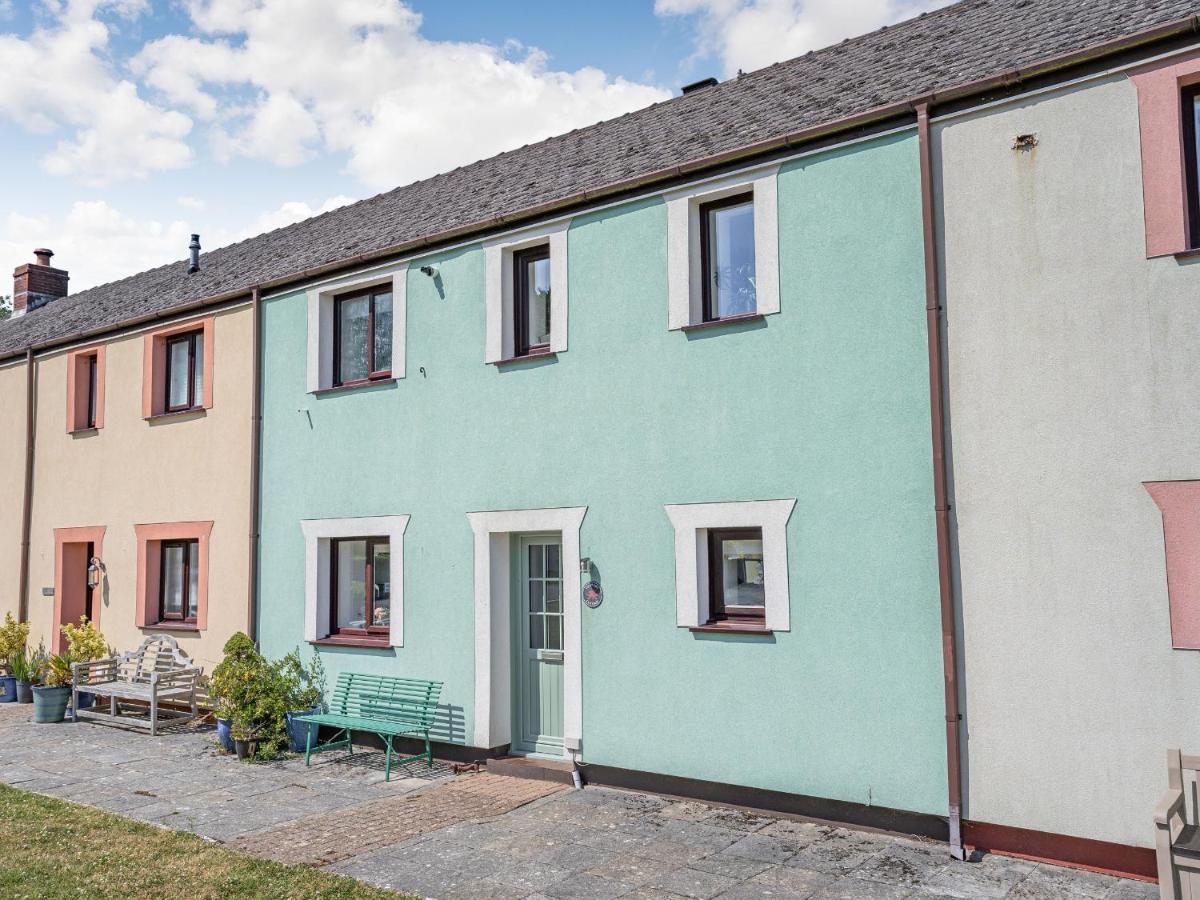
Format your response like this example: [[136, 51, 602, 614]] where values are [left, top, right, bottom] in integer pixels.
[[73, 691, 95, 710], [285, 708, 321, 753], [216, 718, 234, 753], [0, 675, 16, 703], [32, 685, 71, 723]]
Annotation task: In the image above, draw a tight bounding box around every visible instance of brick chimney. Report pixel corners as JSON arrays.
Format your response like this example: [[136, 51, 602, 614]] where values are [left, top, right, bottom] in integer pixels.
[[12, 248, 69, 318]]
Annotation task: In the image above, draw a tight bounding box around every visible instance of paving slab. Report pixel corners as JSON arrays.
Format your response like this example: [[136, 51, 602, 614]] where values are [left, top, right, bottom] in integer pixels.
[[0, 703, 1159, 899]]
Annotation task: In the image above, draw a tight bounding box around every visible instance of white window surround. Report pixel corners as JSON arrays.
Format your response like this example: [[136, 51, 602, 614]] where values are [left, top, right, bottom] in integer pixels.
[[664, 499, 795, 631], [665, 165, 781, 330], [467, 506, 586, 752], [483, 221, 570, 362], [306, 265, 408, 392], [301, 515, 410, 648]]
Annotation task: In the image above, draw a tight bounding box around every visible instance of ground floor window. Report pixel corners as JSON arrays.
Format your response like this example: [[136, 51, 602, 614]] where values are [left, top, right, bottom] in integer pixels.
[[159, 539, 199, 624], [707, 527, 765, 625], [330, 537, 390, 637]]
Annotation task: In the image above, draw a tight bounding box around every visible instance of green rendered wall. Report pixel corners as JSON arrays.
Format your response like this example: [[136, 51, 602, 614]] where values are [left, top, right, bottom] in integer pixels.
[[258, 131, 947, 816]]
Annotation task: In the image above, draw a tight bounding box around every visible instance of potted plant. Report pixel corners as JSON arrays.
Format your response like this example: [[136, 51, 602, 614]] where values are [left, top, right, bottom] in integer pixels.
[[9, 648, 33, 703], [210, 633, 290, 759], [280, 650, 325, 752], [59, 617, 111, 711], [0, 612, 29, 703], [32, 654, 73, 723]]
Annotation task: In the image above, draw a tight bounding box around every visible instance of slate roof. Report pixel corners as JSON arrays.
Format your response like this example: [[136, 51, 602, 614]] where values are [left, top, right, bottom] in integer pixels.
[[2, 0, 1197, 359]]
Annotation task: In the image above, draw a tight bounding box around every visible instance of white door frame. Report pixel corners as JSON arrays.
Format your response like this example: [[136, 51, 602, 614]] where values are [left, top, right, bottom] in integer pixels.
[[467, 506, 586, 752]]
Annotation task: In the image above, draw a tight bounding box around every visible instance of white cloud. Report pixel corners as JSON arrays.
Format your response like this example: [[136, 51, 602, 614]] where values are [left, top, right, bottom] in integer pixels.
[[656, 0, 953, 76], [132, 0, 671, 190], [176, 195, 207, 211], [0, 0, 193, 184], [1, 195, 356, 292]]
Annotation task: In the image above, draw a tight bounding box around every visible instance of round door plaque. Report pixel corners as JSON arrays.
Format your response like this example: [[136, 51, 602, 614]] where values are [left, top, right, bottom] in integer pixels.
[[583, 581, 604, 608]]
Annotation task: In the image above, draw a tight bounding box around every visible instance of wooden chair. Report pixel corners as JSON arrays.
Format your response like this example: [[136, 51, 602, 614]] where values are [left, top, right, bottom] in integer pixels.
[[71, 635, 202, 736]]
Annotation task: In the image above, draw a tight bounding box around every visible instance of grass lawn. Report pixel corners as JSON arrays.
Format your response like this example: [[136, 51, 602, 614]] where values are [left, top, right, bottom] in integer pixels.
[[0, 783, 406, 899]]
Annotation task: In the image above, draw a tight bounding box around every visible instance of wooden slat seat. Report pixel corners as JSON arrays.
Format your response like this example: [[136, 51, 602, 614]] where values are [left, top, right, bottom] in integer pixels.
[[71, 636, 201, 736], [295, 672, 442, 781]]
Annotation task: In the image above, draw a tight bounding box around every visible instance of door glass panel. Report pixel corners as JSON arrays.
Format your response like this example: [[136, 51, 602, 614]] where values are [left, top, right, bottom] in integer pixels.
[[707, 199, 756, 318], [529, 544, 542, 578], [719, 535, 765, 607], [373, 293, 393, 373], [545, 544, 560, 578], [546, 615, 562, 650], [372, 542, 390, 628], [162, 545, 184, 617], [336, 540, 367, 629], [167, 339, 190, 408], [529, 616, 545, 650], [545, 580, 561, 613], [528, 580, 543, 612], [338, 295, 370, 383], [186, 541, 199, 619]]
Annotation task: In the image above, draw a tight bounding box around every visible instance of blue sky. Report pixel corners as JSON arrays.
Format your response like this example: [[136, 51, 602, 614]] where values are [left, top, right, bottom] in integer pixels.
[[0, 1, 946, 292]]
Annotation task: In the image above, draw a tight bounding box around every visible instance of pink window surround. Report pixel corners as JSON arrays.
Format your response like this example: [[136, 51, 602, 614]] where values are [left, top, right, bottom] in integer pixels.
[[1131, 49, 1200, 257], [66, 344, 106, 432], [1145, 481, 1200, 650], [53, 526, 106, 653], [134, 521, 213, 630], [142, 316, 215, 418]]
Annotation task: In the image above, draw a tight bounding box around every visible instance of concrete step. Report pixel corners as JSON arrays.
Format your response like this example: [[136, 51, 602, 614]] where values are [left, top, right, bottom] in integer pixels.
[[486, 755, 576, 786]]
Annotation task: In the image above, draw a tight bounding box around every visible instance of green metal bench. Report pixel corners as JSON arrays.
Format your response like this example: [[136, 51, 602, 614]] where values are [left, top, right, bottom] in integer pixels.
[[295, 672, 443, 781]]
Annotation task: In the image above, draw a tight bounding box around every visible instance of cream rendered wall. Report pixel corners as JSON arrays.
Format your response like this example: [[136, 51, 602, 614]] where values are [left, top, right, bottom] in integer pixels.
[[936, 73, 1200, 847], [0, 360, 28, 623], [24, 305, 253, 670]]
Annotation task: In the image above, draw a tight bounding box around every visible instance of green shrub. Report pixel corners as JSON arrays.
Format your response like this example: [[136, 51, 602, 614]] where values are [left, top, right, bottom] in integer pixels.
[[0, 613, 29, 672], [59, 617, 110, 662]]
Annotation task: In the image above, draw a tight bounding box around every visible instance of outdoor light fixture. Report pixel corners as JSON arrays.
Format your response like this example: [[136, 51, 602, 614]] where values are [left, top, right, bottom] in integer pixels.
[[86, 557, 106, 590], [419, 264, 439, 278]]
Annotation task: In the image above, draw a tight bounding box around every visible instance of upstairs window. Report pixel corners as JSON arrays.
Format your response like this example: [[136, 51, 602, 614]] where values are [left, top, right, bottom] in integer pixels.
[[331, 536, 391, 639], [160, 539, 199, 624], [67, 345, 105, 432], [700, 193, 757, 321], [165, 330, 204, 412], [513, 245, 551, 357], [1183, 84, 1200, 249], [334, 287, 393, 386]]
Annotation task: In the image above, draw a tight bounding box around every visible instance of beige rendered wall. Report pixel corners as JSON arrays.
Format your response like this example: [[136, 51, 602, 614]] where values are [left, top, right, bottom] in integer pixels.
[[0, 360, 28, 624], [936, 72, 1200, 848], [23, 305, 252, 671]]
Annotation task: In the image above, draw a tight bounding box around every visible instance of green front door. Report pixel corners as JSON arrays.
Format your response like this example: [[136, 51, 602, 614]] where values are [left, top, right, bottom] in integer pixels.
[[512, 534, 565, 757]]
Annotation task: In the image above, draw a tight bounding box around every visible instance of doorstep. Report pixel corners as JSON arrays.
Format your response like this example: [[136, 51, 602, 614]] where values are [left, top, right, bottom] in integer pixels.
[[486, 755, 575, 786]]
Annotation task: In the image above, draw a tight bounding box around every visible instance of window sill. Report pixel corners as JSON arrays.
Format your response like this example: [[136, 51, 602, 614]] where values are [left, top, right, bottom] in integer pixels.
[[310, 636, 393, 650], [490, 349, 557, 366], [68, 427, 100, 436], [1174, 247, 1200, 261], [680, 313, 764, 333], [689, 621, 772, 636], [144, 408, 206, 423], [141, 622, 200, 633], [311, 378, 397, 396]]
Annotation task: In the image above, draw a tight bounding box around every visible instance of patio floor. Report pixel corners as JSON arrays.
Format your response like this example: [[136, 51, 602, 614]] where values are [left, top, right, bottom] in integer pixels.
[[0, 703, 1156, 899]]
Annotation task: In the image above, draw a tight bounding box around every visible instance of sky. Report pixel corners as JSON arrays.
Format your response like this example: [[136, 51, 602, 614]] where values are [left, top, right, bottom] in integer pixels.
[[0, 0, 950, 293]]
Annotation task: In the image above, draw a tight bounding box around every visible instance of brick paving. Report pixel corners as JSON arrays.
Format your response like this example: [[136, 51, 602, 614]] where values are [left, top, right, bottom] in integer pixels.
[[0, 703, 1159, 899], [233, 774, 564, 866]]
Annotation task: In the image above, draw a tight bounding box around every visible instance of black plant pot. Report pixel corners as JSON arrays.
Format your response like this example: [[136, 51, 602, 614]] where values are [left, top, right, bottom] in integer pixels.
[[234, 739, 256, 760], [15, 681, 33, 703]]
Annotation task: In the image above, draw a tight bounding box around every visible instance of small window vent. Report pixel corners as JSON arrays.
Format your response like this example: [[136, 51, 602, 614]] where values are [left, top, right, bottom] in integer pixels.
[[681, 77, 718, 95]]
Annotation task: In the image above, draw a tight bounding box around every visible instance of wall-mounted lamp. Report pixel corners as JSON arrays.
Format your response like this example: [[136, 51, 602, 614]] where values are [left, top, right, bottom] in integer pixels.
[[579, 557, 591, 574], [419, 265, 439, 278], [86, 556, 106, 590]]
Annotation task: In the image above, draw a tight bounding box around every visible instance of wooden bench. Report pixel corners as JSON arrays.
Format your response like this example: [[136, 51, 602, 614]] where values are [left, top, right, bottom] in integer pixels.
[[295, 672, 442, 781], [1156, 748, 1200, 899], [71, 635, 202, 736]]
